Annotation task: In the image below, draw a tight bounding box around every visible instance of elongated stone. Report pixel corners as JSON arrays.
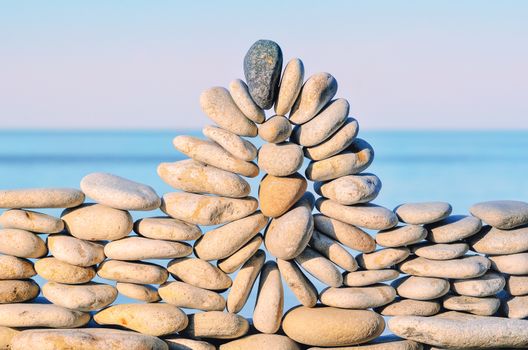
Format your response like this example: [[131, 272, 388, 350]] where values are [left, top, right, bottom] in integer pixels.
[[411, 242, 468, 260], [377, 298, 441, 317], [320, 284, 396, 309], [0, 228, 47, 258], [159, 281, 225, 311], [42, 282, 117, 311], [167, 257, 231, 291], [314, 214, 376, 252], [310, 230, 357, 271], [165, 337, 214, 350], [304, 118, 359, 161], [376, 225, 427, 248], [399, 256, 491, 279], [47, 234, 105, 266], [134, 216, 202, 241], [259, 173, 307, 217], [0, 188, 84, 208], [507, 275, 528, 296], [425, 215, 482, 243], [277, 258, 318, 307], [0, 279, 39, 303], [0, 304, 89, 328], [0, 255, 35, 280], [105, 236, 191, 261], [275, 58, 304, 116], [290, 73, 338, 125], [451, 272, 505, 297], [217, 234, 263, 274], [307, 339, 422, 350], [97, 260, 168, 284], [295, 247, 342, 287], [344, 269, 400, 287], [184, 311, 249, 339], [203, 125, 257, 161], [443, 295, 500, 316], [0, 209, 64, 233], [227, 250, 265, 313], [258, 142, 303, 176], [221, 334, 300, 350], [395, 202, 452, 225], [489, 253, 528, 275], [357, 248, 410, 270], [258, 115, 292, 143], [116, 282, 160, 302], [503, 295, 528, 319], [229, 79, 265, 123], [314, 174, 381, 205], [317, 200, 398, 230], [36, 257, 95, 284], [392, 276, 449, 300], [470, 200, 528, 229], [253, 261, 283, 333], [471, 225, 528, 255]]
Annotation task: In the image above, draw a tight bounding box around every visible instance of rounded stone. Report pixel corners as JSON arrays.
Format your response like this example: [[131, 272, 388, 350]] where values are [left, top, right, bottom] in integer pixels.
[[295, 247, 343, 287], [489, 253, 528, 275], [184, 311, 249, 339], [313, 214, 376, 252], [36, 257, 96, 284], [304, 118, 359, 161], [0, 255, 35, 280], [116, 282, 160, 302], [307, 340, 422, 350], [0, 326, 18, 350], [47, 234, 105, 266], [259, 173, 307, 217], [0, 279, 39, 303], [507, 275, 528, 296], [42, 282, 117, 311], [317, 200, 398, 231], [310, 230, 357, 271], [253, 261, 284, 334], [258, 142, 303, 176], [290, 72, 338, 125], [0, 209, 64, 233], [0, 188, 85, 209], [394, 202, 452, 225], [97, 260, 168, 284], [203, 125, 258, 161], [167, 257, 231, 291], [221, 334, 300, 350], [392, 276, 449, 300], [275, 58, 304, 116], [376, 225, 427, 248], [104, 236, 192, 260], [277, 258, 318, 307], [228, 79, 265, 123], [227, 250, 265, 313], [134, 216, 202, 241], [451, 272, 505, 297], [377, 298, 441, 316], [357, 248, 410, 270], [320, 284, 396, 309], [443, 295, 500, 316], [314, 174, 381, 206], [165, 337, 214, 350], [411, 242, 468, 260], [217, 234, 263, 274], [399, 256, 491, 279], [0, 304, 89, 328], [471, 225, 528, 255], [503, 295, 528, 319], [470, 200, 528, 229], [258, 115, 292, 143], [159, 281, 225, 311], [344, 269, 400, 287], [425, 215, 482, 243], [0, 228, 47, 258]]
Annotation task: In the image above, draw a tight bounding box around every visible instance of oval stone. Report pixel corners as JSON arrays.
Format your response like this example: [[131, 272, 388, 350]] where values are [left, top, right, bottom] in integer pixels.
[[304, 118, 359, 161], [0, 326, 18, 349], [116, 282, 160, 302], [0, 280, 39, 303], [290, 72, 338, 125], [320, 284, 396, 309], [0, 228, 47, 258], [221, 334, 300, 350], [159, 281, 225, 311], [0, 255, 35, 280], [184, 311, 249, 339], [507, 275, 528, 296], [377, 298, 441, 317], [443, 295, 500, 316], [0, 304, 89, 328], [253, 261, 284, 334], [471, 225, 528, 255], [258, 142, 303, 176], [489, 253, 528, 275], [357, 248, 410, 270], [411, 242, 468, 260], [503, 295, 528, 319], [36, 257, 95, 284], [104, 236, 191, 260], [310, 230, 357, 271], [217, 234, 263, 274], [134, 216, 202, 241], [394, 202, 452, 225], [203, 125, 257, 161], [470, 200, 528, 229], [97, 260, 168, 284], [0, 188, 84, 209], [307, 340, 422, 350], [277, 258, 318, 307], [47, 234, 105, 266], [0, 209, 64, 233], [229, 79, 265, 123], [275, 58, 304, 116], [227, 250, 265, 313], [316, 200, 398, 230], [392, 276, 449, 300], [259, 173, 307, 217], [399, 256, 491, 279], [425, 215, 482, 243], [451, 272, 505, 297], [258, 115, 292, 143], [376, 225, 427, 248], [167, 257, 231, 291], [314, 174, 381, 205], [295, 247, 343, 287], [313, 214, 376, 252], [42, 282, 117, 311], [165, 337, 214, 350], [344, 269, 400, 287]]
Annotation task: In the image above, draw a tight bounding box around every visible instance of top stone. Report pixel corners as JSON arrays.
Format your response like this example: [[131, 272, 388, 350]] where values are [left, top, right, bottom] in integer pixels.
[[0, 188, 84, 209], [243, 40, 283, 110], [470, 200, 528, 229]]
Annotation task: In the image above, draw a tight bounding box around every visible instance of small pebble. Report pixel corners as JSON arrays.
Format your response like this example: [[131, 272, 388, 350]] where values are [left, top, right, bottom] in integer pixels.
[[394, 202, 452, 225], [0, 228, 47, 258], [184, 311, 249, 339], [320, 284, 396, 309], [0, 209, 64, 233], [376, 225, 427, 248], [116, 282, 160, 302], [377, 298, 441, 317], [313, 214, 376, 252], [258, 115, 292, 143], [310, 230, 358, 271], [97, 260, 168, 284], [399, 256, 491, 279], [0, 279, 39, 303], [42, 281, 117, 311], [425, 215, 482, 243], [0, 304, 89, 328], [392, 276, 449, 300], [502, 295, 528, 319], [451, 272, 505, 297], [290, 72, 338, 125], [165, 337, 214, 350], [227, 250, 265, 313], [220, 334, 300, 350], [470, 200, 528, 229], [0, 188, 84, 209], [159, 281, 226, 311], [167, 257, 232, 291], [134, 216, 202, 241], [507, 275, 528, 296], [217, 234, 263, 274], [443, 295, 500, 316], [277, 258, 318, 307], [489, 252, 528, 275], [357, 248, 410, 270], [258, 142, 304, 176], [344, 269, 400, 287], [411, 242, 469, 260], [253, 261, 284, 334], [0, 255, 35, 279], [228, 79, 265, 123], [36, 257, 96, 284], [105, 236, 192, 260], [259, 173, 307, 217], [275, 58, 304, 116], [295, 247, 343, 287], [48, 234, 105, 267], [314, 173, 381, 205], [203, 125, 258, 161], [304, 118, 359, 161], [471, 225, 528, 255]]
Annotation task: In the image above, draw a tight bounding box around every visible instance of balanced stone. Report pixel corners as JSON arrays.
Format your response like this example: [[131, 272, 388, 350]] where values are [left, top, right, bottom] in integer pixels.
[[275, 58, 304, 116], [258, 142, 303, 176], [310, 230, 358, 271], [97, 260, 168, 284], [425, 215, 482, 243], [217, 234, 263, 274], [228, 79, 265, 123], [0, 304, 89, 328], [344, 269, 400, 287], [116, 282, 160, 302], [184, 311, 249, 339], [165, 337, 214, 350], [227, 250, 265, 313], [394, 202, 452, 225], [159, 281, 225, 311], [134, 216, 202, 241], [220, 334, 300, 350], [203, 125, 258, 161], [489, 252, 528, 275], [320, 285, 396, 309], [94, 303, 188, 336], [253, 261, 284, 334], [161, 192, 257, 226], [376, 225, 427, 248], [411, 242, 469, 260], [357, 248, 410, 270], [471, 225, 528, 254], [314, 214, 376, 252], [105, 236, 192, 260], [377, 298, 440, 316], [259, 173, 307, 217], [47, 234, 105, 266], [36, 257, 96, 284], [277, 258, 318, 307], [0, 209, 64, 233], [244, 39, 283, 110], [290, 72, 338, 125], [392, 276, 449, 300], [304, 118, 359, 161], [199, 87, 258, 136], [399, 256, 491, 279], [317, 200, 398, 230], [42, 282, 117, 311], [443, 295, 500, 316], [258, 115, 292, 143], [295, 247, 343, 287], [0, 228, 47, 258], [80, 172, 160, 211], [61, 203, 133, 241], [314, 174, 381, 205], [307, 339, 422, 350], [0, 255, 35, 279], [470, 200, 528, 229], [167, 257, 232, 290], [507, 275, 528, 296], [0, 279, 39, 303], [0, 188, 84, 208], [502, 295, 528, 319], [451, 272, 505, 297]]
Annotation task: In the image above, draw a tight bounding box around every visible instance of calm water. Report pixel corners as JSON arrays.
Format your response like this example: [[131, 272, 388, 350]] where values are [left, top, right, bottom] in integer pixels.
[[1, 130, 527, 322]]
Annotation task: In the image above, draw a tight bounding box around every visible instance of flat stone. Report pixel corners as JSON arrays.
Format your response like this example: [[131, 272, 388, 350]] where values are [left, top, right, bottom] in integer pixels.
[[307, 339, 422, 350], [184, 311, 249, 339], [376, 225, 427, 248], [320, 284, 396, 309], [42, 281, 117, 311], [80, 172, 160, 211], [357, 248, 410, 270], [502, 295, 528, 319], [425, 215, 482, 243], [36, 257, 95, 284], [275, 58, 304, 116], [451, 272, 505, 297], [97, 260, 168, 284], [47, 234, 105, 266], [159, 281, 225, 311], [377, 298, 441, 316], [443, 295, 500, 316], [116, 282, 160, 302], [0, 228, 47, 258], [0, 304, 89, 328], [313, 214, 376, 252], [244, 39, 283, 110], [221, 334, 300, 350], [165, 337, 214, 350], [395, 202, 452, 225], [277, 258, 318, 307], [392, 276, 449, 300], [199, 87, 258, 136], [194, 211, 267, 260], [470, 200, 528, 229], [317, 200, 398, 230], [0, 255, 35, 279], [253, 261, 284, 334], [227, 250, 265, 313], [259, 173, 307, 217], [282, 306, 384, 347], [161, 192, 258, 226], [104, 236, 191, 260], [0, 279, 39, 303], [0, 326, 18, 350], [290, 72, 338, 125], [411, 242, 468, 260], [344, 269, 400, 287], [310, 230, 357, 271], [258, 115, 292, 143], [61, 203, 133, 241], [167, 257, 231, 291], [507, 275, 528, 296], [314, 174, 381, 205], [134, 216, 202, 241], [0, 188, 84, 208], [399, 256, 491, 279], [306, 139, 374, 181], [471, 225, 528, 254], [304, 118, 359, 161], [94, 303, 188, 336], [295, 247, 343, 287], [0, 209, 64, 233], [258, 142, 303, 176], [203, 125, 257, 161], [228, 79, 265, 123], [217, 234, 263, 274], [489, 252, 528, 275]]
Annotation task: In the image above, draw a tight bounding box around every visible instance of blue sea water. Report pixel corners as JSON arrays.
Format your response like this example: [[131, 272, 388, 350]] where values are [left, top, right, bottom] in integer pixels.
[[1, 130, 527, 323]]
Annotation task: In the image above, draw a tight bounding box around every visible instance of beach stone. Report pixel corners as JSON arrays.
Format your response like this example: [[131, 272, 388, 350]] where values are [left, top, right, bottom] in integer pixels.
[[0, 188, 84, 208], [161, 192, 257, 226], [470, 200, 528, 229], [47, 234, 105, 266], [314, 214, 376, 253], [159, 281, 225, 311], [489, 252, 528, 275], [97, 260, 168, 284], [503, 295, 528, 319], [411, 242, 468, 260], [199, 87, 258, 136], [10, 328, 168, 350], [259, 173, 307, 217], [228, 79, 265, 123], [304, 118, 359, 161], [166, 337, 214, 350], [451, 272, 505, 297], [277, 258, 318, 307], [310, 230, 357, 271], [167, 257, 231, 291], [94, 303, 188, 336], [0, 279, 39, 303], [244, 39, 282, 110], [317, 200, 398, 230], [0, 209, 64, 233], [320, 284, 396, 309], [61, 203, 133, 241], [253, 261, 284, 333], [399, 256, 491, 279], [0, 326, 18, 349], [203, 125, 258, 161], [395, 202, 452, 225], [221, 334, 300, 350], [295, 247, 343, 287], [42, 281, 117, 311], [282, 306, 384, 347], [443, 295, 500, 316], [227, 250, 265, 313], [275, 58, 304, 116], [314, 174, 381, 205], [344, 269, 400, 287], [217, 234, 263, 274], [36, 257, 96, 284], [507, 275, 528, 296], [104, 236, 192, 260], [307, 339, 422, 350], [377, 298, 441, 316], [258, 142, 303, 176], [290, 73, 338, 125], [116, 282, 160, 302], [392, 276, 449, 300], [425, 215, 482, 243], [471, 225, 528, 255], [0, 255, 35, 279], [0, 228, 47, 258], [258, 115, 292, 143], [184, 311, 249, 339], [376, 225, 427, 248], [80, 172, 160, 211], [306, 139, 374, 181], [357, 248, 410, 270], [194, 211, 267, 260], [134, 216, 202, 241], [0, 304, 89, 328]]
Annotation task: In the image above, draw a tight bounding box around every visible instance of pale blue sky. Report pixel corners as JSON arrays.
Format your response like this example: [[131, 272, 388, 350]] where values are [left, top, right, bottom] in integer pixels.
[[1, 1, 527, 129]]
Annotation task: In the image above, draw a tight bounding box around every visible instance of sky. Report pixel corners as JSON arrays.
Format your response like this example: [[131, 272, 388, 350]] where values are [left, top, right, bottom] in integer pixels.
[[1, 0, 527, 130]]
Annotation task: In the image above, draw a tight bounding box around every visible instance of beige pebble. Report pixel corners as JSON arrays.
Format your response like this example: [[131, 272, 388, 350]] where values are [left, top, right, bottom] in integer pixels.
[[471, 225, 528, 255], [290, 72, 338, 125], [168, 257, 231, 291], [425, 215, 482, 243], [200, 86, 258, 136], [0, 326, 18, 350], [173, 136, 258, 177], [259, 173, 307, 217], [310, 230, 357, 271], [253, 261, 284, 333], [313, 214, 376, 253], [258, 142, 303, 176], [395, 202, 452, 225], [393, 276, 449, 300], [134, 216, 202, 241], [221, 334, 301, 350], [358, 248, 410, 270], [316, 200, 398, 230], [470, 200, 528, 229], [503, 295, 528, 319], [489, 252, 528, 275], [451, 272, 505, 297], [295, 247, 343, 287], [166, 337, 214, 350], [61, 203, 133, 241], [217, 234, 263, 274], [0, 303, 89, 328], [0, 188, 84, 209], [161, 192, 258, 226], [376, 225, 427, 248], [0, 209, 64, 233], [203, 125, 257, 161], [94, 303, 188, 336], [411, 242, 468, 260], [0, 228, 47, 258], [104, 236, 192, 260], [97, 260, 168, 284], [304, 118, 359, 161], [159, 281, 225, 311], [307, 340, 422, 350], [344, 269, 400, 287], [314, 174, 381, 205], [399, 256, 491, 279], [275, 58, 304, 116], [36, 257, 95, 284], [116, 282, 160, 302], [229, 79, 265, 123], [194, 211, 268, 260], [320, 284, 396, 309], [443, 295, 500, 316], [42, 281, 117, 311], [507, 275, 528, 296], [227, 250, 265, 313], [0, 255, 35, 279], [184, 311, 249, 339], [47, 234, 105, 266], [258, 115, 292, 143], [0, 279, 39, 303], [277, 258, 318, 307], [377, 298, 441, 317]]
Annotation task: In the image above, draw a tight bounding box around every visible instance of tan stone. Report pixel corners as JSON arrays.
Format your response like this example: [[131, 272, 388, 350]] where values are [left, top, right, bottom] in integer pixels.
[[314, 174, 381, 205], [258, 142, 303, 176], [377, 298, 440, 316], [0, 326, 18, 350], [229, 79, 265, 123], [36, 257, 95, 284], [0, 188, 84, 208], [104, 236, 191, 260], [489, 253, 528, 275], [0, 255, 35, 280], [411, 242, 468, 260], [166, 337, 214, 350], [259, 173, 307, 217], [290, 72, 338, 125], [134, 216, 202, 241], [258, 115, 292, 143], [0, 228, 47, 258], [307, 340, 422, 350], [320, 284, 396, 309], [470, 200, 528, 229], [451, 272, 505, 297], [253, 261, 284, 333], [310, 230, 357, 271], [314, 214, 376, 252], [507, 275, 528, 296], [399, 256, 491, 279], [221, 334, 301, 350], [471, 225, 528, 255], [42, 281, 117, 311], [295, 247, 343, 287], [159, 281, 225, 311], [317, 200, 398, 230], [357, 248, 410, 270], [304, 118, 359, 161], [344, 269, 400, 287], [203, 125, 258, 161], [503, 295, 528, 319], [443, 295, 500, 316], [97, 260, 168, 284], [227, 250, 265, 313], [275, 58, 304, 116], [0, 209, 64, 233], [116, 282, 160, 302], [184, 311, 249, 339], [376, 225, 427, 248], [425, 215, 482, 243], [0, 279, 39, 303], [0, 304, 89, 328], [395, 202, 452, 225], [167, 257, 231, 290], [393, 276, 449, 300], [47, 234, 105, 266], [277, 258, 318, 307], [217, 234, 263, 274]]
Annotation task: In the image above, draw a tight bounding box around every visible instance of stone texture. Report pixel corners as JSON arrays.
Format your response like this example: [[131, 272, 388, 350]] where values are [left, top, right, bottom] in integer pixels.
[[310, 230, 357, 271], [307, 339, 422, 350], [159, 281, 225, 311], [411, 242, 468, 260], [357, 248, 410, 270], [320, 284, 396, 309], [167, 257, 231, 291], [42, 282, 117, 311], [507, 275, 528, 296], [221, 334, 300, 350], [0, 279, 39, 303], [344, 269, 400, 287], [134, 216, 202, 241], [317, 200, 398, 230], [184, 311, 249, 339], [314, 214, 376, 252], [471, 225, 528, 255], [165, 337, 214, 350], [392, 276, 449, 300], [259, 173, 307, 217], [0, 228, 47, 258], [253, 261, 284, 334], [470, 200, 528, 229], [36, 257, 96, 284], [0, 255, 35, 280], [104, 236, 192, 260], [47, 234, 105, 266], [258, 142, 303, 176], [116, 282, 160, 302], [217, 234, 263, 274], [451, 272, 505, 297], [0, 304, 89, 328], [377, 298, 440, 316], [425, 215, 482, 243], [314, 174, 381, 205], [228, 79, 265, 123], [277, 258, 318, 307], [290, 73, 338, 125], [97, 260, 168, 284], [275, 58, 304, 116], [376, 225, 427, 248], [0, 326, 18, 350], [304, 118, 359, 161], [0, 209, 64, 233], [295, 247, 343, 287], [258, 115, 292, 143], [502, 295, 528, 319], [443, 295, 500, 316], [395, 202, 452, 225], [399, 256, 491, 279], [227, 250, 265, 313], [489, 252, 528, 275], [0, 188, 84, 208], [203, 125, 257, 161]]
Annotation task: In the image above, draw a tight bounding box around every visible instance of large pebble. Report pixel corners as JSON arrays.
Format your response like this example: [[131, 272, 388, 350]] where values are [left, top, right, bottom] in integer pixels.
[[165, 337, 214, 350], [425, 215, 482, 243], [320, 284, 396, 309], [0, 228, 47, 258], [443, 295, 500, 316], [134, 216, 202, 241], [376, 225, 427, 248], [290, 73, 338, 125], [0, 280, 39, 303], [357, 248, 410, 270], [228, 79, 265, 123], [97, 260, 168, 284], [377, 298, 441, 317], [399, 256, 491, 279], [392, 276, 449, 300], [184, 311, 249, 339], [42, 282, 117, 311], [344, 269, 400, 287], [227, 250, 265, 313], [0, 304, 89, 328], [282, 306, 384, 347], [304, 118, 359, 161], [0, 255, 35, 279], [0, 188, 84, 208], [470, 200, 528, 229], [47, 234, 105, 266], [61, 203, 133, 241], [317, 200, 398, 230], [0, 209, 63, 233], [314, 174, 381, 205], [313, 214, 376, 252], [295, 247, 343, 287], [167, 257, 231, 290], [310, 230, 357, 271], [489, 252, 528, 275], [36, 257, 95, 284], [259, 173, 307, 217], [221, 334, 300, 350], [258, 115, 292, 143], [258, 142, 303, 176], [203, 125, 257, 161], [94, 303, 188, 336], [394, 202, 452, 225], [277, 258, 318, 307], [253, 261, 284, 333], [275, 58, 304, 116], [199, 87, 257, 136], [507, 275, 528, 296], [451, 272, 505, 297], [471, 225, 528, 254], [159, 281, 225, 311], [217, 234, 263, 274], [307, 339, 422, 350], [503, 295, 528, 319], [411, 242, 468, 260], [105, 236, 191, 260], [116, 282, 160, 302], [80, 172, 160, 211]]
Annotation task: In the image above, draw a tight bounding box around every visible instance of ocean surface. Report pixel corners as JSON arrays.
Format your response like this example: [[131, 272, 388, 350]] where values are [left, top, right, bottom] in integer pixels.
[[1, 130, 527, 323]]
